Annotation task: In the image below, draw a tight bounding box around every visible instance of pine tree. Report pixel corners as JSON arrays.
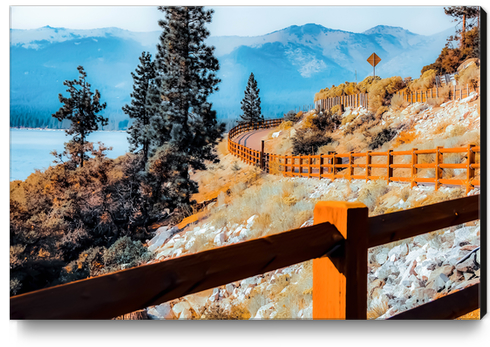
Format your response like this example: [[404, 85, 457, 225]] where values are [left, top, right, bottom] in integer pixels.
[[122, 51, 156, 163], [52, 66, 107, 168], [240, 72, 263, 125], [149, 6, 225, 207], [444, 6, 480, 49]]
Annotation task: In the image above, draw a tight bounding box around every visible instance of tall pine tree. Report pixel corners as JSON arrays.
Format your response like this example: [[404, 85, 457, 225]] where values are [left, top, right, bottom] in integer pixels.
[[123, 51, 156, 163], [240, 72, 263, 125], [52, 66, 107, 168], [149, 6, 225, 207]]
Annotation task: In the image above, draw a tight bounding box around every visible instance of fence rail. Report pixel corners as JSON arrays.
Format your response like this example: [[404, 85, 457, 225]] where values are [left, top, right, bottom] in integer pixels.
[[10, 195, 480, 320], [228, 121, 481, 194]]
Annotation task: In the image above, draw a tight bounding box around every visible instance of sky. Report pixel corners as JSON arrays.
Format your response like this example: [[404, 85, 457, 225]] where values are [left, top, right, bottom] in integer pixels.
[[9, 3, 459, 37]]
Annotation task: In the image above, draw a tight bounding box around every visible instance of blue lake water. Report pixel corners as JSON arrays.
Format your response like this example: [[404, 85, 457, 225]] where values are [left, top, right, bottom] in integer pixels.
[[10, 129, 130, 181]]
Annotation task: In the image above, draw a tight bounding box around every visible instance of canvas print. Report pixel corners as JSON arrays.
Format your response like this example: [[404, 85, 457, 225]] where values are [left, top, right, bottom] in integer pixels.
[[10, 5, 484, 320]]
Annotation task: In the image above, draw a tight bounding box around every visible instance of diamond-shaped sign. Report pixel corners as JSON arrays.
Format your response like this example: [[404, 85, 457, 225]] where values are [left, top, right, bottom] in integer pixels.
[[367, 53, 381, 67]]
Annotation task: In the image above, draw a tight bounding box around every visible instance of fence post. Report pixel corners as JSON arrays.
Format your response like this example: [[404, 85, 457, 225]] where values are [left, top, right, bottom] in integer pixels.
[[436, 86, 439, 99], [331, 152, 337, 179], [467, 144, 476, 194], [309, 156, 313, 178], [435, 146, 443, 190], [411, 148, 418, 188], [260, 140, 265, 170], [348, 151, 354, 180], [387, 150, 393, 184], [366, 151, 371, 182], [312, 201, 369, 319], [319, 154, 324, 179]]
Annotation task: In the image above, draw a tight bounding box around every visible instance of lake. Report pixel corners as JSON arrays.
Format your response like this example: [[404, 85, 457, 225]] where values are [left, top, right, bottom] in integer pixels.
[[10, 129, 130, 181]]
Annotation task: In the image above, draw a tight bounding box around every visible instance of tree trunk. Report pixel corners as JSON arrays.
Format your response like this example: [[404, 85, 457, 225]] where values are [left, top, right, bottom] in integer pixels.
[[461, 14, 466, 48]]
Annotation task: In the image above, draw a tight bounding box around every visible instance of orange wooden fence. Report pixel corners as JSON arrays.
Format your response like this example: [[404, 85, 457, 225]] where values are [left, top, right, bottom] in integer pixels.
[[229, 121, 481, 194], [314, 82, 480, 111], [314, 92, 369, 112], [394, 82, 480, 104], [10, 195, 480, 319]]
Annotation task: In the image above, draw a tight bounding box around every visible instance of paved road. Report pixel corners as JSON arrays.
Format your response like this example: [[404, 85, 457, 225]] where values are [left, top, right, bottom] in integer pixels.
[[233, 128, 272, 151]]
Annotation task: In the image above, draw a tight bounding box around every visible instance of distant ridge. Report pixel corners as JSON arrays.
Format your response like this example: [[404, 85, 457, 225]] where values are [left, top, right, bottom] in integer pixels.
[[10, 24, 454, 129]]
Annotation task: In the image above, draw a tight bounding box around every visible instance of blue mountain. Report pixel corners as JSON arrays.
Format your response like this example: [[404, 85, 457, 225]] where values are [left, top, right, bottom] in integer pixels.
[[10, 24, 453, 129]]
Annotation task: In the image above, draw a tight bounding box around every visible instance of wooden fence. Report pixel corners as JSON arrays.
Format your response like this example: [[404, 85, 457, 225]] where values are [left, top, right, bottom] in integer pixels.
[[394, 82, 480, 104], [228, 120, 481, 194], [314, 92, 369, 112], [314, 82, 479, 111], [10, 195, 480, 319]]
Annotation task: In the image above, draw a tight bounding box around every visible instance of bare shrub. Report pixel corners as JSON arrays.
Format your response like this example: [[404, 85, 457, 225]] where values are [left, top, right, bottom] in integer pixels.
[[390, 94, 407, 111], [292, 129, 333, 155]]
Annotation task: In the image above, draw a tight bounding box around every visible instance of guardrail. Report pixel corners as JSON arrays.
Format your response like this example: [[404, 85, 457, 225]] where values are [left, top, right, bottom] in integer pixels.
[[10, 195, 480, 319], [229, 121, 481, 194]]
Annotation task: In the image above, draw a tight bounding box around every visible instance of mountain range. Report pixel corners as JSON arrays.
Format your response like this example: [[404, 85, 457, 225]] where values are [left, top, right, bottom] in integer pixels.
[[10, 23, 453, 129]]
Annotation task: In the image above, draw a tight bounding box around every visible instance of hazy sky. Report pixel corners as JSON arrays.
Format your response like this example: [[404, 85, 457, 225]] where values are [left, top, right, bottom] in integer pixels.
[[10, 4, 458, 37]]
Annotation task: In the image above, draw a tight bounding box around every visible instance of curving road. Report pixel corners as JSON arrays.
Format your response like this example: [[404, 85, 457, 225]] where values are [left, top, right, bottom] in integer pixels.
[[233, 128, 272, 151]]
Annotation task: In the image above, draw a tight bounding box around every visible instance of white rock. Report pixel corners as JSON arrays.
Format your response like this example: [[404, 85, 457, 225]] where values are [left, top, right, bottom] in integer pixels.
[[172, 301, 191, 319], [214, 232, 225, 246], [156, 248, 174, 259], [254, 303, 275, 319], [376, 252, 388, 265], [148, 226, 172, 252], [225, 283, 235, 295], [147, 302, 175, 320], [244, 287, 253, 297], [272, 131, 281, 138]]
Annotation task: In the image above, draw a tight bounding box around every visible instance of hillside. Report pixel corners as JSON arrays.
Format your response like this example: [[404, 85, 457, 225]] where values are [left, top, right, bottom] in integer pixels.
[[10, 24, 454, 129], [142, 78, 480, 319]]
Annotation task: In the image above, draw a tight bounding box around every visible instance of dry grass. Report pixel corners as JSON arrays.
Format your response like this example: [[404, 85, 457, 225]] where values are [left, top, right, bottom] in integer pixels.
[[367, 298, 389, 320], [341, 113, 357, 126], [455, 309, 480, 320], [202, 176, 316, 238], [390, 94, 408, 111], [427, 85, 451, 107], [456, 63, 479, 89], [393, 130, 416, 148], [410, 69, 436, 91], [216, 137, 229, 156]]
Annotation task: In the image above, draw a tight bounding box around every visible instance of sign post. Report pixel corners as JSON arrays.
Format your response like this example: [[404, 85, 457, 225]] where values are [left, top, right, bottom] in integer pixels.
[[367, 53, 381, 77]]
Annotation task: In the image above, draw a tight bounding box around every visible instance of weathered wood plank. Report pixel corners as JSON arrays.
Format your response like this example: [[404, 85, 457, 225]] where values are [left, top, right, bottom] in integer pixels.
[[368, 195, 480, 248], [11, 221, 343, 320], [388, 283, 479, 320]]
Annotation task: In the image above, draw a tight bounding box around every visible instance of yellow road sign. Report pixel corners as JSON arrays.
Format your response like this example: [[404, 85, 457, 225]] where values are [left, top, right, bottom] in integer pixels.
[[367, 53, 381, 67]]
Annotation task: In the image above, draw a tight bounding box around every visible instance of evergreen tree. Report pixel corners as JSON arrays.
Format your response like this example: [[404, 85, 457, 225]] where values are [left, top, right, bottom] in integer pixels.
[[149, 6, 225, 207], [52, 66, 107, 168], [444, 6, 480, 49], [122, 51, 156, 163], [240, 72, 263, 124]]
